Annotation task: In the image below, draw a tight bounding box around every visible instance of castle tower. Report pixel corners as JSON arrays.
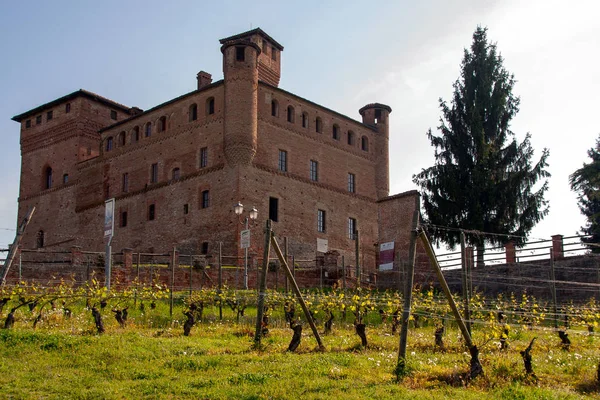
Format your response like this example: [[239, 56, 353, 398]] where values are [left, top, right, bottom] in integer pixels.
[[359, 103, 392, 199]]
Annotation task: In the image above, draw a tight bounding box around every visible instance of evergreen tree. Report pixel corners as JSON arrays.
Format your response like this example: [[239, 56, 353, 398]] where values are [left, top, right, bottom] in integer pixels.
[[569, 135, 600, 252], [413, 27, 550, 259]]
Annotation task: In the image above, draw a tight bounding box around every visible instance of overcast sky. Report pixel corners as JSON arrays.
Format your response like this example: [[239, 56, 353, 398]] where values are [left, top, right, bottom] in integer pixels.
[[0, 0, 598, 250]]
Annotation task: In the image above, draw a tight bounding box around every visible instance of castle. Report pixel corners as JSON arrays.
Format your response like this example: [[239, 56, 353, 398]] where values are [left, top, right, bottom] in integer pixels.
[[12, 28, 419, 287]]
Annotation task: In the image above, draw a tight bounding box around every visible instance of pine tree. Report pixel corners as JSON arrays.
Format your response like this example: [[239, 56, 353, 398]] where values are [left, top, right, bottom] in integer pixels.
[[413, 27, 550, 260], [569, 135, 600, 252]]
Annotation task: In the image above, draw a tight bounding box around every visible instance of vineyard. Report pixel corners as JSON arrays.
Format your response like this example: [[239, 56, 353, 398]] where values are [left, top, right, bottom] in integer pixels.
[[1, 276, 600, 399]]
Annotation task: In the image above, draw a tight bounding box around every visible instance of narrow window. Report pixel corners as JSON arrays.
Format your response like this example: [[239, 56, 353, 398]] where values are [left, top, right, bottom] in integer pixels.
[[118, 131, 126, 146], [65, 103, 71, 113], [333, 124, 340, 140], [361, 136, 369, 151], [172, 168, 180, 180], [278, 150, 287, 172], [271, 100, 278, 117], [310, 160, 318, 182], [158, 116, 166, 132], [183, 204, 189, 214], [151, 163, 158, 183], [269, 197, 279, 222], [110, 110, 117, 120], [25, 119, 31, 128], [348, 218, 357, 239], [45, 167, 52, 189], [347, 130, 355, 145], [132, 126, 140, 143], [145, 122, 152, 137], [315, 117, 322, 133], [148, 204, 156, 221], [301, 112, 308, 128], [36, 115, 42, 125], [348, 173, 355, 193], [189, 104, 198, 121], [104, 184, 110, 199], [236, 46, 245, 61], [375, 109, 383, 123], [206, 97, 215, 115], [47, 111, 53, 121], [201, 190, 210, 208], [36, 230, 45, 248], [201, 242, 209, 255], [106, 137, 113, 152], [63, 174, 69, 184], [271, 47, 277, 61], [318, 210, 326, 233], [122, 173, 129, 193], [287, 106, 295, 123], [121, 211, 128, 228], [200, 147, 208, 168]]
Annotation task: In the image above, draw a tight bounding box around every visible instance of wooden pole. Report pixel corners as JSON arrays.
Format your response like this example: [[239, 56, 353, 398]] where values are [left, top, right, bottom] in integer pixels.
[[284, 237, 289, 293], [134, 253, 140, 306], [271, 234, 325, 350], [189, 253, 193, 295], [0, 206, 35, 285], [170, 247, 176, 318], [254, 220, 272, 346], [219, 242, 223, 320], [549, 249, 558, 329], [342, 255, 346, 291], [355, 230, 360, 287], [461, 231, 472, 335]]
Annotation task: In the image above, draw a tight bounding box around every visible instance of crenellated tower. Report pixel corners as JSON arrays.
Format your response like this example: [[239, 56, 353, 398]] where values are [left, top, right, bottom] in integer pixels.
[[359, 103, 392, 199]]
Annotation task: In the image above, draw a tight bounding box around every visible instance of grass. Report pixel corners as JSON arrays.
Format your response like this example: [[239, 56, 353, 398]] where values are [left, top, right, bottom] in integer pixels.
[[0, 301, 599, 399]]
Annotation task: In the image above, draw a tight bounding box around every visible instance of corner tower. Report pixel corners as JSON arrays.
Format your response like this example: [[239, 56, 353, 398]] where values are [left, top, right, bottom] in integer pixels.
[[359, 103, 392, 199]]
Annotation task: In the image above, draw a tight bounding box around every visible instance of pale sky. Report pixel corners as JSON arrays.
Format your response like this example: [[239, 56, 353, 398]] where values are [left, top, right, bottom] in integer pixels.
[[0, 0, 598, 249]]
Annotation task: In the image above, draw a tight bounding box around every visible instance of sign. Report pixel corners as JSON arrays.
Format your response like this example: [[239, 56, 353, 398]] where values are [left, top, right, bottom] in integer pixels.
[[104, 198, 115, 240], [317, 238, 328, 253], [378, 241, 395, 271], [240, 229, 251, 249]]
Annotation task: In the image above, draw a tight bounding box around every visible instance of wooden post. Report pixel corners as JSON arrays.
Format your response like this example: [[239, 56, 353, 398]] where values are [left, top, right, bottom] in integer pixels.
[[461, 231, 472, 335], [218, 242, 223, 320], [0, 206, 35, 285], [271, 234, 325, 350], [355, 230, 360, 287], [18, 252, 22, 282], [342, 255, 346, 291], [549, 249, 558, 329], [189, 253, 193, 296], [284, 237, 289, 293], [134, 253, 140, 306], [170, 247, 176, 318], [254, 220, 272, 346]]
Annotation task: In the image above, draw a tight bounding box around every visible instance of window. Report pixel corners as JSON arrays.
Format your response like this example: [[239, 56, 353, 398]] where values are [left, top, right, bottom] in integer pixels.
[[271, 100, 278, 117], [47, 111, 53, 121], [172, 168, 180, 180], [262, 41, 268, 54], [145, 122, 152, 137], [121, 211, 128, 228], [106, 137, 113, 152], [318, 210, 326, 233], [183, 204, 189, 214], [271, 47, 277, 61], [333, 124, 340, 140], [110, 110, 117, 120], [25, 120, 31, 128], [348, 218, 357, 239], [310, 160, 318, 182], [63, 174, 69, 184], [201, 242, 209, 255], [158, 116, 166, 132], [200, 147, 208, 168], [348, 173, 355, 193], [104, 184, 110, 199], [361, 136, 369, 151], [278, 150, 287, 172], [287, 106, 295, 123], [148, 204, 156, 221], [189, 104, 198, 121], [36, 230, 45, 248], [201, 190, 210, 208], [375, 109, 383, 123], [236, 46, 245, 61], [348, 130, 355, 145], [302, 112, 308, 128], [132, 126, 140, 143], [45, 167, 52, 189], [118, 131, 126, 146], [122, 173, 129, 193], [206, 97, 215, 115], [65, 103, 71, 113], [315, 117, 322, 133], [36, 115, 42, 125], [151, 163, 158, 183], [269, 197, 279, 222]]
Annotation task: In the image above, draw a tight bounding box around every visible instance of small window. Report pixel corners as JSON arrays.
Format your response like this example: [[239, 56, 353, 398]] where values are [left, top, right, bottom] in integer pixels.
[[269, 197, 279, 222], [110, 110, 117, 120], [206, 97, 215, 115], [271, 100, 279, 117], [132, 126, 140, 143], [271, 47, 277, 61], [200, 147, 208, 168], [63, 174, 69, 184], [301, 112, 308, 128], [333, 124, 340, 140], [318, 210, 326, 233], [122, 173, 129, 193], [278, 150, 287, 172], [310, 160, 318, 182], [47, 111, 53, 121], [151, 163, 158, 184], [45, 167, 52, 189], [347, 131, 355, 146], [158, 116, 166, 132], [201, 242, 209, 255], [145, 122, 152, 137], [348, 218, 357, 239], [172, 168, 180, 180], [361, 136, 369, 151], [315, 117, 322, 133], [375, 109, 383, 123], [189, 104, 198, 121], [106, 137, 113, 152], [287, 106, 295, 123], [36, 230, 45, 248], [121, 211, 128, 228], [104, 184, 110, 199], [201, 190, 210, 208], [183, 204, 189, 214], [25, 120, 31, 128], [65, 103, 71, 113], [236, 46, 245, 61], [36, 115, 42, 125], [148, 204, 156, 221], [118, 131, 126, 146], [348, 173, 355, 193]]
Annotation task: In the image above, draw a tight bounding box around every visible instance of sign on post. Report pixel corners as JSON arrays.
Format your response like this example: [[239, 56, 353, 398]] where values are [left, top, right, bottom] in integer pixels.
[[379, 241, 395, 271], [104, 198, 115, 241], [240, 229, 251, 249], [317, 238, 328, 253]]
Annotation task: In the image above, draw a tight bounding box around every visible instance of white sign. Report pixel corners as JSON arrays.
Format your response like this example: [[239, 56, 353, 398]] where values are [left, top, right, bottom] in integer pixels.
[[317, 238, 328, 253], [240, 229, 251, 249], [378, 241, 395, 271], [104, 198, 115, 240]]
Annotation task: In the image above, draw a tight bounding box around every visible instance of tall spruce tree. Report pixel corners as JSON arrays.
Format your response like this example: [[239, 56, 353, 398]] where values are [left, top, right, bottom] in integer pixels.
[[569, 135, 600, 253], [413, 27, 550, 259]]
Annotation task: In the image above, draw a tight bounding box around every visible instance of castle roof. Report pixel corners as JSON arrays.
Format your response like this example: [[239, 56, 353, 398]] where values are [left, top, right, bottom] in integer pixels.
[[219, 28, 284, 51]]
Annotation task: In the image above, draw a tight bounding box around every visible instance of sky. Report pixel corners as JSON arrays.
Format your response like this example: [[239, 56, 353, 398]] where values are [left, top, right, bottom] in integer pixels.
[[0, 0, 599, 250]]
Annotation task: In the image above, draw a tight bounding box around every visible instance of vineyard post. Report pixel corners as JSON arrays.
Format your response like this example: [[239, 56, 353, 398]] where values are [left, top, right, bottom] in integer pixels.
[[271, 233, 325, 350], [189, 253, 193, 295], [355, 230, 361, 287], [292, 255, 296, 281], [18, 252, 21, 281], [218, 242, 223, 320], [342, 255, 346, 291], [170, 247, 176, 318], [549, 249, 558, 329], [284, 237, 289, 293], [461, 231, 472, 335], [135, 252, 140, 306], [397, 197, 420, 375], [254, 220, 272, 346]]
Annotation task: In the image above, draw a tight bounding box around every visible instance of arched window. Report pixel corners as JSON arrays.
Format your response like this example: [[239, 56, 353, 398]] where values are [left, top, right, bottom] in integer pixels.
[[302, 112, 308, 128], [315, 117, 322, 133], [347, 130, 355, 146], [158, 116, 167, 132], [36, 230, 45, 248], [132, 126, 140, 143], [206, 97, 215, 115], [145, 122, 152, 137], [271, 100, 279, 117], [287, 106, 295, 123], [361, 136, 369, 151], [189, 104, 198, 121], [106, 137, 114, 151], [332, 124, 340, 140], [172, 168, 180, 180], [118, 131, 126, 146], [44, 167, 52, 189]]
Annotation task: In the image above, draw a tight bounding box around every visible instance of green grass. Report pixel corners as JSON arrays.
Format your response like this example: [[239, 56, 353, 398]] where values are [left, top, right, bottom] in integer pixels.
[[0, 302, 599, 399]]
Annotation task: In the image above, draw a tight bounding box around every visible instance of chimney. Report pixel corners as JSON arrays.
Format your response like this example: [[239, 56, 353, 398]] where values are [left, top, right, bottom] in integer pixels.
[[197, 71, 212, 89]]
